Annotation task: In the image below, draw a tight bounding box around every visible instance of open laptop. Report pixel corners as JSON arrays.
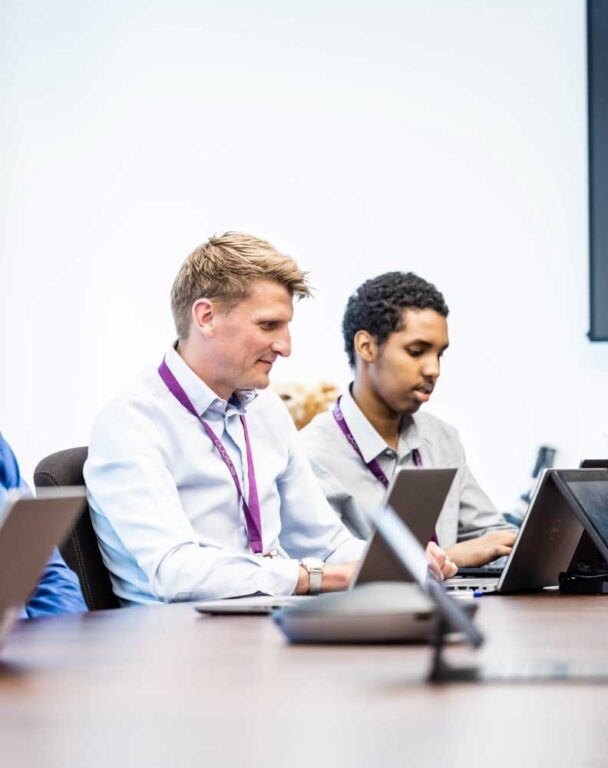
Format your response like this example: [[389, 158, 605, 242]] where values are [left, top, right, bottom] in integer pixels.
[[0, 488, 86, 647], [445, 469, 586, 594], [351, 467, 456, 585], [195, 467, 457, 615]]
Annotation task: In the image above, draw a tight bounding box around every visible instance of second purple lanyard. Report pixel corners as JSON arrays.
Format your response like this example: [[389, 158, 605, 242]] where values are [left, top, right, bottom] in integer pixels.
[[333, 397, 422, 488], [332, 397, 439, 544]]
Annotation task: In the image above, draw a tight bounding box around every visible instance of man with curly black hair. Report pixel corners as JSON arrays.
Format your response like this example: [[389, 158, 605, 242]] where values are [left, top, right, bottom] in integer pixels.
[[302, 271, 515, 568]]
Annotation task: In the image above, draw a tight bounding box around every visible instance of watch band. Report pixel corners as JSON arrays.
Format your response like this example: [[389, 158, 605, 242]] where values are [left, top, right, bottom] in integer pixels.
[[307, 567, 323, 595], [301, 558, 324, 595]]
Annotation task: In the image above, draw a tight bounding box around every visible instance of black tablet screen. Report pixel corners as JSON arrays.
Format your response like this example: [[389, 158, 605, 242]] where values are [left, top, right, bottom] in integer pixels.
[[565, 479, 608, 548]]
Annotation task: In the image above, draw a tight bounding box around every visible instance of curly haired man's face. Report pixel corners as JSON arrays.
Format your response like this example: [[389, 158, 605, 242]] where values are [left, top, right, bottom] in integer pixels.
[[370, 308, 449, 415]]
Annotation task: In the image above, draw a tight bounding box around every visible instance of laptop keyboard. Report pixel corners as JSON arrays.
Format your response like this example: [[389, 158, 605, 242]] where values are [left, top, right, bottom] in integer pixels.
[[444, 577, 500, 592]]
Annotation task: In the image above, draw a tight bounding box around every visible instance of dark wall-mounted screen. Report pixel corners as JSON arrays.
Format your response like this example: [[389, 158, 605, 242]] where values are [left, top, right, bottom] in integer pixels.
[[588, 0, 608, 340]]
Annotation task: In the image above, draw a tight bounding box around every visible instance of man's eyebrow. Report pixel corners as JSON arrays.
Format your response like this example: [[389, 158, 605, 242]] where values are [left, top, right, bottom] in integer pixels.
[[255, 315, 289, 323], [405, 338, 450, 351]]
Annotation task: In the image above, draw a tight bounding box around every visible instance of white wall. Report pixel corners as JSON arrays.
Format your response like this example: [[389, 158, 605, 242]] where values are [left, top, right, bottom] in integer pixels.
[[1, 0, 605, 509]]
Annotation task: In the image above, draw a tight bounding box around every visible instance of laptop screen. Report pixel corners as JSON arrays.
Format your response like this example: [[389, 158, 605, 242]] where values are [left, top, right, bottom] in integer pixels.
[[558, 475, 608, 559]]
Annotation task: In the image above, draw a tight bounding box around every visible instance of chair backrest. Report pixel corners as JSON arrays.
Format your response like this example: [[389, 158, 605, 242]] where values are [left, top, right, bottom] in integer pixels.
[[33, 447, 120, 611]]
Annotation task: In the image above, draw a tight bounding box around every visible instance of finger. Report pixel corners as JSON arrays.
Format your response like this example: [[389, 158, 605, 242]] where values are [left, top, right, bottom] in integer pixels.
[[427, 542, 447, 568], [494, 545, 513, 558], [426, 541, 441, 558], [426, 558, 444, 581]]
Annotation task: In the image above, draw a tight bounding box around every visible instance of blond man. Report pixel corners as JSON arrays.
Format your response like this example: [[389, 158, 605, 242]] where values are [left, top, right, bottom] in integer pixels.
[[84, 233, 367, 605]]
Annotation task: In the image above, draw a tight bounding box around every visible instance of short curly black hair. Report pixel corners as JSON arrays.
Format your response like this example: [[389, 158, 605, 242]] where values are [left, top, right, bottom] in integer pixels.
[[342, 271, 449, 368]]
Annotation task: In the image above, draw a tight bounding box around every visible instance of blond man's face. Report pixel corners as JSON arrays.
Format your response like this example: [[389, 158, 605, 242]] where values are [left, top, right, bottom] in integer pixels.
[[208, 279, 293, 395]]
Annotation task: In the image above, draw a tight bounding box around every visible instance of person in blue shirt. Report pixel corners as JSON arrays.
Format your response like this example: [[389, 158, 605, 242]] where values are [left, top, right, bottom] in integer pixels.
[[0, 432, 87, 618]]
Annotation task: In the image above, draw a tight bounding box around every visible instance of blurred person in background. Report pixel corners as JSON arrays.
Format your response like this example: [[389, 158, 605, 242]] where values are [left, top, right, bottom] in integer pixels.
[[0, 432, 87, 618]]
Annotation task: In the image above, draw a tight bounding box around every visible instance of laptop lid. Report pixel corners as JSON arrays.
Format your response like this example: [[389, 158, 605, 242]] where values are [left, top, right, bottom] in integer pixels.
[[0, 488, 86, 641], [353, 467, 457, 587], [496, 470, 584, 594], [565, 462, 608, 570], [551, 468, 608, 569]]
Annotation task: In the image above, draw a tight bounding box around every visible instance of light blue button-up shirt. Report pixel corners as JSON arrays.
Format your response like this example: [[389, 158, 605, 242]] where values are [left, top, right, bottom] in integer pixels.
[[84, 346, 365, 605]]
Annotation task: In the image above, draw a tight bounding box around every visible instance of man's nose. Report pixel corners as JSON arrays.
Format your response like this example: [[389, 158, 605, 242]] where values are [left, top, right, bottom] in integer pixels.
[[272, 329, 291, 358], [421, 355, 440, 380]]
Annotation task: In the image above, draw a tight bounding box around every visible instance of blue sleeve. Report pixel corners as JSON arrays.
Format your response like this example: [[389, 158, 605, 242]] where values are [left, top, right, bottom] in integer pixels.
[[0, 432, 88, 617], [0, 432, 25, 506], [25, 547, 88, 618]]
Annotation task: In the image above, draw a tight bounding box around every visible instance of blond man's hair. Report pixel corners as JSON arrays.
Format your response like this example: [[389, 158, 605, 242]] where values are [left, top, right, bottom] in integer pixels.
[[171, 232, 311, 339]]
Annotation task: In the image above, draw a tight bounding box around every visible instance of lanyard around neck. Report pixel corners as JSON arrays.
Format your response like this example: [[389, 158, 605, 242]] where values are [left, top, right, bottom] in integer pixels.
[[332, 396, 422, 489], [158, 358, 263, 554]]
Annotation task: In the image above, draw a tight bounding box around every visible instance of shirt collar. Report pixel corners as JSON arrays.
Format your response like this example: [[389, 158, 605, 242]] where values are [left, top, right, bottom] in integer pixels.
[[340, 386, 425, 462], [397, 414, 426, 455], [339, 387, 388, 463], [164, 345, 257, 417]]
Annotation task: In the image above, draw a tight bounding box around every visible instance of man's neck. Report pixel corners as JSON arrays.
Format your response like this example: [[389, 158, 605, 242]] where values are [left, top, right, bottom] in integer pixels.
[[176, 340, 234, 402], [351, 379, 401, 450]]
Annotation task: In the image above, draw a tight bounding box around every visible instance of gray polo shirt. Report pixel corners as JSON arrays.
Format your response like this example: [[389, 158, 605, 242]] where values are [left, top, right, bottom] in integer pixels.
[[301, 388, 506, 547]]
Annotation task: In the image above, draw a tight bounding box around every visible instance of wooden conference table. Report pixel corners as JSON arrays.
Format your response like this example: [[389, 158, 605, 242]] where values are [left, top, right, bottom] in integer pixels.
[[0, 593, 607, 768]]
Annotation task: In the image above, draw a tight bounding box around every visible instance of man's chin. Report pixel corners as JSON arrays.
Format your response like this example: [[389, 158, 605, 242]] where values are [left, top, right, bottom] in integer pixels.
[[399, 398, 423, 415], [240, 374, 271, 391]]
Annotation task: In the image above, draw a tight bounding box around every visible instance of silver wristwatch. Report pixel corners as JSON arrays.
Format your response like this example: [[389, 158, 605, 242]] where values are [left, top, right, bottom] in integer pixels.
[[300, 557, 324, 595]]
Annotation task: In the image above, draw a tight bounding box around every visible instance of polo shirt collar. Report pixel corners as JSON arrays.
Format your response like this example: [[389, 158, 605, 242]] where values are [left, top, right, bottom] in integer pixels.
[[164, 345, 257, 417], [397, 415, 425, 456], [340, 385, 425, 463], [339, 387, 388, 464]]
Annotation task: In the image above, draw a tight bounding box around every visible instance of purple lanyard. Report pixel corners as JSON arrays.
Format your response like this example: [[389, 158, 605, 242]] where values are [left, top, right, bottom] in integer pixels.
[[332, 397, 422, 489], [158, 359, 263, 554], [332, 397, 437, 544]]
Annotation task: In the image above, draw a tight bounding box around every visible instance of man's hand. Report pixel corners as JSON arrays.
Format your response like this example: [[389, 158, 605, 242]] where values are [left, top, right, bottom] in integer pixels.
[[445, 529, 517, 568], [295, 561, 359, 594], [425, 541, 458, 581]]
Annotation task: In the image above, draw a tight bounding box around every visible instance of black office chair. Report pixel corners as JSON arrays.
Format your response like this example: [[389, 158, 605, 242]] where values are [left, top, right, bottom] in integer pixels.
[[34, 447, 120, 611]]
